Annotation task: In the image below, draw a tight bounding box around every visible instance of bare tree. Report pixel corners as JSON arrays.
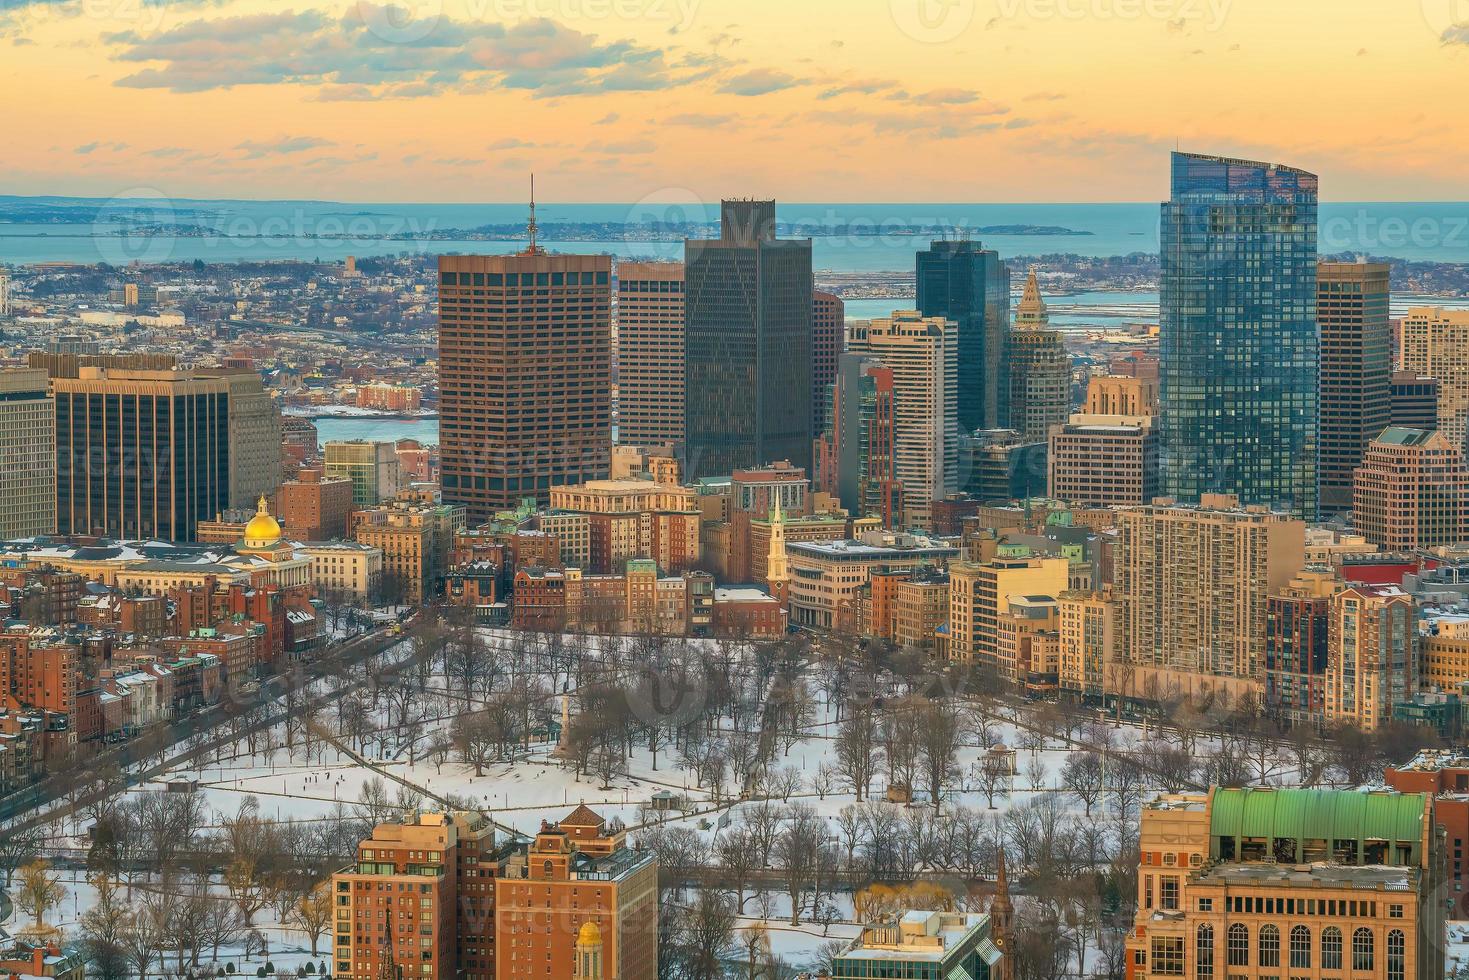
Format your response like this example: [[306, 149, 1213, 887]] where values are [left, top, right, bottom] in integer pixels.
[[835, 705, 881, 802], [1061, 751, 1106, 816]]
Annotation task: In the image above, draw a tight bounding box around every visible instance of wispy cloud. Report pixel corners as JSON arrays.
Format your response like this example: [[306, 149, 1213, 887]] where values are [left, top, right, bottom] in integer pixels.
[[235, 136, 335, 159], [718, 67, 803, 96]]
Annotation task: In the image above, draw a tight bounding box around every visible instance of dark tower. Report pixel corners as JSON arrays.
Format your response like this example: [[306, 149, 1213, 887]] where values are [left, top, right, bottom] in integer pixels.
[[916, 239, 1009, 433]]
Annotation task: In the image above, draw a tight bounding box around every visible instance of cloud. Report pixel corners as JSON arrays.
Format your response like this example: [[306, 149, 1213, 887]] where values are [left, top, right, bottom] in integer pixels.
[[718, 68, 802, 96], [585, 139, 656, 155], [103, 4, 685, 98], [593, 112, 620, 125], [901, 88, 980, 106], [666, 112, 732, 127], [818, 77, 900, 100], [235, 136, 335, 158], [75, 140, 129, 154]]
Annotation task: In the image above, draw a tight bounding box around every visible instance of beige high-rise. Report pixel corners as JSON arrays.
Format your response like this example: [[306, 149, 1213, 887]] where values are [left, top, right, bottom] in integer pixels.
[[1324, 585, 1416, 733], [205, 368, 283, 510], [615, 261, 684, 449], [847, 312, 957, 529], [0, 370, 56, 539], [1400, 307, 1469, 449], [1115, 493, 1305, 705]]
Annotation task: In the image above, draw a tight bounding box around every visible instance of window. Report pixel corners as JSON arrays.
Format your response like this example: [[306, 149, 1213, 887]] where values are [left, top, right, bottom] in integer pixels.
[[1321, 926, 1344, 970], [1228, 925, 1249, 967], [1197, 924, 1215, 980], [1353, 929, 1374, 972], [1153, 937, 1186, 976], [1290, 926, 1311, 969], [1260, 926, 1280, 968], [1162, 877, 1180, 911], [1198, 898, 1213, 912], [1387, 930, 1404, 980]]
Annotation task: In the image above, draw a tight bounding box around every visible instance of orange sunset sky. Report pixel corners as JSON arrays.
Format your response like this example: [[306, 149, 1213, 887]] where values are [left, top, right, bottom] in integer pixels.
[[5, 0, 1469, 202]]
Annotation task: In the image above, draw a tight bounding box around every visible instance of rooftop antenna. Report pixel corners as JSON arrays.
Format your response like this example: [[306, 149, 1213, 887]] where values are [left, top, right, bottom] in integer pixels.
[[525, 173, 544, 255]]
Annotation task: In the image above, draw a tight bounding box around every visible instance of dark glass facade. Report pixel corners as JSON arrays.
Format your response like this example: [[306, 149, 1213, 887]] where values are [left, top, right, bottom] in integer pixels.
[[1317, 262, 1391, 514], [1160, 152, 1319, 517], [684, 200, 813, 479], [54, 382, 229, 541], [916, 240, 1009, 433]]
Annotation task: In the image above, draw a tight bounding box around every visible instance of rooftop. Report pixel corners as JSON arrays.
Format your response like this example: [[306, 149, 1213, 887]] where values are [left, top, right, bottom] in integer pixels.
[[1196, 862, 1417, 892]]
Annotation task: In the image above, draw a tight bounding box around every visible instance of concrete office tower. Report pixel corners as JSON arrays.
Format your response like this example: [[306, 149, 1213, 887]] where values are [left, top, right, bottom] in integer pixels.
[[1391, 373, 1440, 431], [53, 368, 230, 541], [848, 312, 958, 529], [438, 252, 612, 521], [324, 440, 400, 507], [0, 370, 56, 539], [684, 199, 813, 478], [1318, 261, 1392, 514], [206, 368, 283, 510], [1085, 374, 1158, 417], [916, 239, 1009, 432], [812, 290, 845, 436], [1115, 493, 1306, 706], [1160, 152, 1319, 518], [1400, 307, 1469, 449], [1004, 269, 1071, 441], [1353, 427, 1469, 551], [822, 353, 902, 527], [615, 261, 684, 448]]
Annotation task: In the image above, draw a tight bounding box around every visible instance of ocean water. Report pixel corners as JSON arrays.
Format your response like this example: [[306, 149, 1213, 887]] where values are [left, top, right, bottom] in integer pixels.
[[5, 198, 1469, 269]]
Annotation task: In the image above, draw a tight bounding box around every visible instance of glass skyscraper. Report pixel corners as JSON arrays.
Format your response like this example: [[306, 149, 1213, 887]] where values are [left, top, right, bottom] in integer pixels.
[[1160, 151, 1319, 517], [916, 240, 1009, 433]]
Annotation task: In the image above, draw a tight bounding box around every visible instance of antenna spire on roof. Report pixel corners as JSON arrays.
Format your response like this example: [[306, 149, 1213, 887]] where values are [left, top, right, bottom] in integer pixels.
[[524, 173, 545, 255]]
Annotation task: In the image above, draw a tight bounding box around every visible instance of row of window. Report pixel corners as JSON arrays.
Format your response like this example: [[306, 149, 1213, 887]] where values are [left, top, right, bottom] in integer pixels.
[[1176, 924, 1406, 977]]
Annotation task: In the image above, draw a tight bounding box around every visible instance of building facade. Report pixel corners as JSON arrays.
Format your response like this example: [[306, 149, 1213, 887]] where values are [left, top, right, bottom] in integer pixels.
[[1317, 261, 1392, 513], [1324, 585, 1416, 733], [438, 251, 613, 521], [1160, 152, 1319, 518], [53, 368, 230, 542], [615, 260, 684, 449], [1400, 307, 1469, 450], [684, 199, 813, 478], [847, 312, 958, 529], [0, 369, 56, 539], [325, 440, 401, 508], [1353, 427, 1469, 551], [812, 289, 845, 437], [916, 239, 1009, 432], [1004, 270, 1071, 441]]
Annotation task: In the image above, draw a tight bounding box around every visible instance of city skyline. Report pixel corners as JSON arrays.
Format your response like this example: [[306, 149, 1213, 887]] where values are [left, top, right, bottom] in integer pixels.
[[6, 1, 1469, 202]]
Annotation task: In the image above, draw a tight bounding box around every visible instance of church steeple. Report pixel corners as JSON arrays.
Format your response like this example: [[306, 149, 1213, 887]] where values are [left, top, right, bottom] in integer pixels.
[[990, 848, 1015, 980], [766, 495, 789, 607], [1014, 267, 1049, 330]]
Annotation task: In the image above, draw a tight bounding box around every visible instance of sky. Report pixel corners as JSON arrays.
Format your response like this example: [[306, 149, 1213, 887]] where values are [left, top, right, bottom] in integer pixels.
[[4, 0, 1469, 203]]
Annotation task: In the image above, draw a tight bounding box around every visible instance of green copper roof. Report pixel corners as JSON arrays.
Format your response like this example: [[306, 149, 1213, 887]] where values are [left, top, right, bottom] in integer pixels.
[[1210, 787, 1426, 860]]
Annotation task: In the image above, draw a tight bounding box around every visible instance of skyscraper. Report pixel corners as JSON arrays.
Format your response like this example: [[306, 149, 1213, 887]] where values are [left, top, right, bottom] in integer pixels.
[[1353, 427, 1469, 552], [615, 260, 684, 448], [1317, 261, 1392, 514], [53, 368, 230, 541], [0, 369, 55, 539], [207, 367, 283, 511], [684, 199, 813, 478], [1400, 306, 1469, 450], [821, 353, 901, 527], [1003, 269, 1071, 441], [847, 312, 957, 529], [916, 239, 1009, 432], [438, 250, 613, 522], [1159, 152, 1319, 518], [812, 289, 845, 436]]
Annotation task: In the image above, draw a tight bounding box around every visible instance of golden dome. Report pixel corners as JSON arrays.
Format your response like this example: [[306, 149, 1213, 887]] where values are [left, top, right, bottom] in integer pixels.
[[242, 495, 282, 548], [576, 921, 602, 947]]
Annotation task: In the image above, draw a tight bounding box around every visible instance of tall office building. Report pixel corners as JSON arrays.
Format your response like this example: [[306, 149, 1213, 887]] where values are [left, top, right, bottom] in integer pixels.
[[848, 312, 958, 529], [0, 370, 56, 539], [812, 289, 845, 436], [1115, 493, 1306, 705], [53, 368, 230, 541], [1353, 427, 1469, 552], [1004, 269, 1071, 441], [615, 261, 684, 448], [1318, 261, 1392, 513], [684, 199, 813, 478], [1160, 152, 1319, 518], [438, 251, 612, 522], [208, 368, 283, 510], [1400, 307, 1469, 450], [324, 440, 400, 507], [819, 353, 901, 527], [916, 239, 1009, 432]]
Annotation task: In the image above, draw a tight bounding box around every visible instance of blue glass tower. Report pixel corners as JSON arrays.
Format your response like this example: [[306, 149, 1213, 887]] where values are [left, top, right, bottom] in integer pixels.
[[1160, 152, 1319, 517]]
